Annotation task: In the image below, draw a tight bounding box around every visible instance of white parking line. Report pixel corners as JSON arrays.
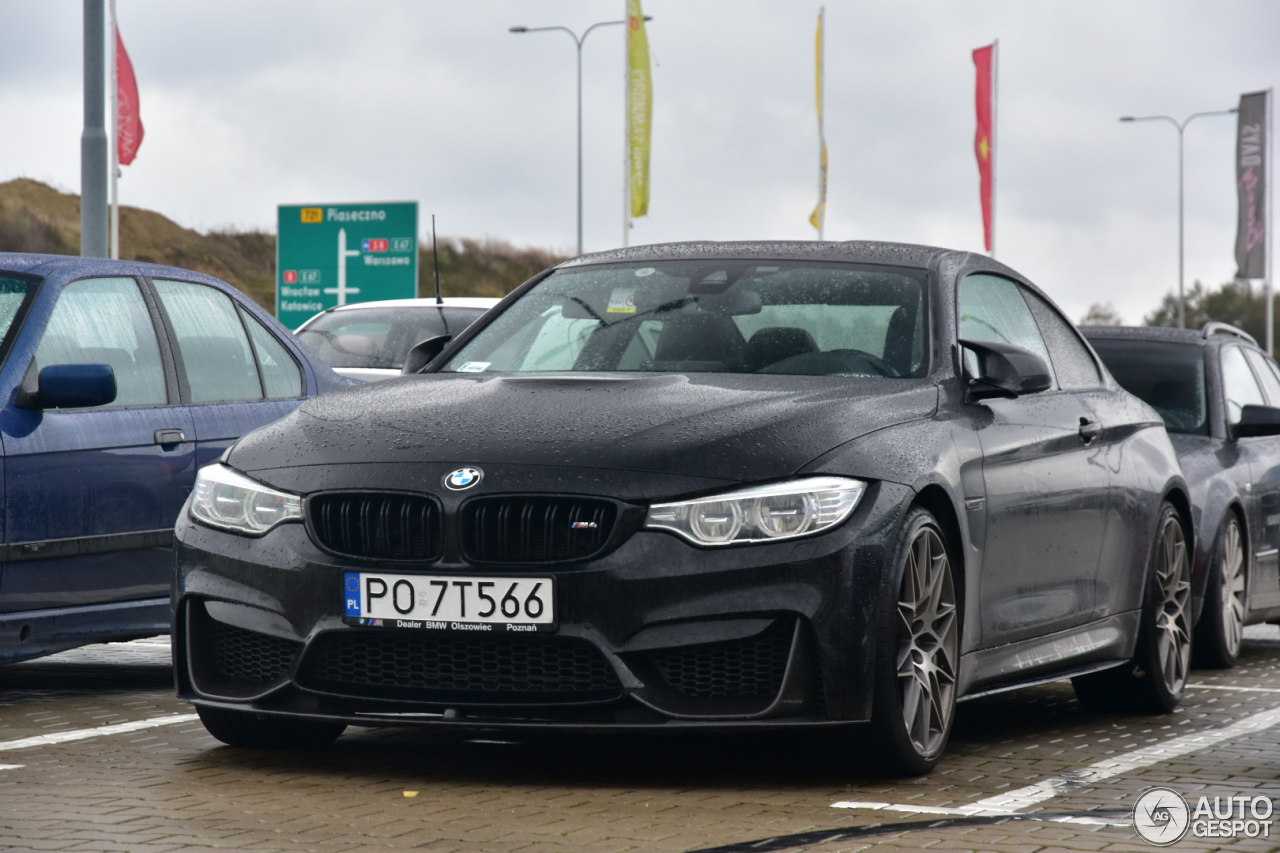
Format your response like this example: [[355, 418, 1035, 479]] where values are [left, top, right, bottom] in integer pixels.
[[1189, 683, 1280, 693], [833, 702, 1280, 816], [0, 713, 199, 753]]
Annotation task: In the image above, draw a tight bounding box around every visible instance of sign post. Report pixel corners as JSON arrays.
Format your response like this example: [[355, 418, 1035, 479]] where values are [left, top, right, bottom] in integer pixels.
[[276, 201, 418, 328]]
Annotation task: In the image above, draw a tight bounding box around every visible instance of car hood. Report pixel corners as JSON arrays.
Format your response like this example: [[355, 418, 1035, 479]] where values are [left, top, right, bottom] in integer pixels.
[[227, 373, 939, 484]]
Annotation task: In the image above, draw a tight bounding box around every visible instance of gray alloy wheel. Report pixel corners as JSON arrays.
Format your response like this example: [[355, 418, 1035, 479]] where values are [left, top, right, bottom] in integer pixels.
[[1151, 511, 1192, 696], [1216, 518, 1247, 659], [1073, 502, 1190, 714], [895, 523, 959, 758], [1195, 516, 1246, 668]]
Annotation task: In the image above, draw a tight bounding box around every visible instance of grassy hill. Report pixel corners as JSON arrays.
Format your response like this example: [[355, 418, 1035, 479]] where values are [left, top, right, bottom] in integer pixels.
[[0, 178, 566, 312]]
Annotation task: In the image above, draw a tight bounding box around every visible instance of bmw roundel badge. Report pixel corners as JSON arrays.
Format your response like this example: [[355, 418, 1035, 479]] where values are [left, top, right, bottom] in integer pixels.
[[444, 467, 484, 491]]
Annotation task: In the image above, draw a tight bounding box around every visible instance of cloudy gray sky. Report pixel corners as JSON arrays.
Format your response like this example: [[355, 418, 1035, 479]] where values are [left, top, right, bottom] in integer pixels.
[[0, 1, 1276, 322]]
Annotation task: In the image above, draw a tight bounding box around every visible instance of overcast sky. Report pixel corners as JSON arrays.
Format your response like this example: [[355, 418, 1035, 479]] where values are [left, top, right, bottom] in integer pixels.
[[0, 1, 1276, 322]]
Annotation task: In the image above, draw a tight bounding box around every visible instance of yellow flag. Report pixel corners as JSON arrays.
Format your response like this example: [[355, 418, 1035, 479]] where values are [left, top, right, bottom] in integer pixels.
[[809, 7, 827, 234], [628, 0, 652, 219]]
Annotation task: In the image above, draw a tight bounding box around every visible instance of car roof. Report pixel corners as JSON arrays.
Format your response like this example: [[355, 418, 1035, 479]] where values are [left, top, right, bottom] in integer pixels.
[[0, 251, 230, 284], [560, 240, 953, 270], [1082, 324, 1261, 349], [323, 297, 500, 312]]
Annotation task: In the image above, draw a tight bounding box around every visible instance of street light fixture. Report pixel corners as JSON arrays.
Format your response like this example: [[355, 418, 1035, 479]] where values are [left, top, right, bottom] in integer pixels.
[[511, 17, 651, 256], [1120, 108, 1238, 328]]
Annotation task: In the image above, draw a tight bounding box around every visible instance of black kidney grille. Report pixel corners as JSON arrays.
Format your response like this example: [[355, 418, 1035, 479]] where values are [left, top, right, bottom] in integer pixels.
[[309, 493, 442, 561], [305, 632, 620, 697], [212, 620, 301, 683], [650, 622, 793, 699], [461, 497, 616, 563]]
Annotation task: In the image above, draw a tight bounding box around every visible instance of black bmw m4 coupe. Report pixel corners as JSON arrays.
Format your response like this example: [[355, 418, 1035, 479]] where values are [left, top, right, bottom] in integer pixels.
[[175, 241, 1192, 774]]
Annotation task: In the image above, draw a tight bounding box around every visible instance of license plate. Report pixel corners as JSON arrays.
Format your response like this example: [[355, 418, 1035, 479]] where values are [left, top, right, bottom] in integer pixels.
[[343, 572, 555, 633]]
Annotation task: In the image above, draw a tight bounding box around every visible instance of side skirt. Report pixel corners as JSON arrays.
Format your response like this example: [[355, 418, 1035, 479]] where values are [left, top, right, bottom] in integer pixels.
[[0, 597, 170, 664], [957, 612, 1140, 698]]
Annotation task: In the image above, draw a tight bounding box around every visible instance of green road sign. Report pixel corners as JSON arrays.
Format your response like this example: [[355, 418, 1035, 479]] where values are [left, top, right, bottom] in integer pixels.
[[276, 201, 418, 328]]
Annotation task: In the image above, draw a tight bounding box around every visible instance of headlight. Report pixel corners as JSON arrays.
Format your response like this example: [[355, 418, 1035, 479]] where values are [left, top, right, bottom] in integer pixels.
[[645, 477, 866, 546], [190, 463, 302, 536]]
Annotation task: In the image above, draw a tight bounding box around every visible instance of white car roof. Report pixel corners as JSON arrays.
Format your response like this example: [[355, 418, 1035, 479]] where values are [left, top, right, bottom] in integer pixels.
[[295, 297, 501, 330], [325, 297, 500, 311]]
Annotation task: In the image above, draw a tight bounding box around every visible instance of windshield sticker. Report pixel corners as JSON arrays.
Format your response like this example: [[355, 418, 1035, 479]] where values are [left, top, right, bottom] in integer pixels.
[[607, 287, 637, 314], [634, 267, 656, 277], [456, 362, 491, 373]]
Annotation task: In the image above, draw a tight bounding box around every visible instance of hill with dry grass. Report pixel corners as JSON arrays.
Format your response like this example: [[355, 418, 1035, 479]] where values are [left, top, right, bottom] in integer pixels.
[[0, 179, 566, 312]]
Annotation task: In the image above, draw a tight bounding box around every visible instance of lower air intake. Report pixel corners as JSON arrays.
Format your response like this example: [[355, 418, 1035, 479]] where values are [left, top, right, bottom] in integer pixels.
[[649, 620, 794, 699], [301, 631, 622, 704], [212, 620, 301, 684]]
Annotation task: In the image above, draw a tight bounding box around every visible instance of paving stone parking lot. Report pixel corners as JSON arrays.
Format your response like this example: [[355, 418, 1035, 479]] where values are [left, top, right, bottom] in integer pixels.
[[0, 631, 1278, 852]]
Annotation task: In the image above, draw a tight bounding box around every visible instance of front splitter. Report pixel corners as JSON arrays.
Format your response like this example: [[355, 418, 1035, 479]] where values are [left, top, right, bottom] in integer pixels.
[[184, 695, 864, 736]]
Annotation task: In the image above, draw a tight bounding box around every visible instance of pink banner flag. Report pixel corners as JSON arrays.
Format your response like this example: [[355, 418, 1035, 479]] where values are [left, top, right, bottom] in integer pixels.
[[116, 29, 144, 166]]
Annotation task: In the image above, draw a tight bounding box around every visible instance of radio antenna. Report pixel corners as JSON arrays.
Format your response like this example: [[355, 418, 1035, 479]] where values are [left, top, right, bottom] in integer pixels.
[[432, 214, 443, 305]]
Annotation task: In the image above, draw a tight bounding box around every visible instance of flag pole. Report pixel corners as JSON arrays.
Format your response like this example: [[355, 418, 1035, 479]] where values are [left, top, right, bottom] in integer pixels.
[[108, 0, 119, 260], [817, 6, 825, 241], [991, 38, 998, 260], [1267, 87, 1274, 355], [622, 0, 630, 249]]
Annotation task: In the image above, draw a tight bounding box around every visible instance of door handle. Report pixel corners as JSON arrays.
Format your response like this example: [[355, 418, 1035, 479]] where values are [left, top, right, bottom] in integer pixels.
[[154, 429, 187, 446], [1078, 418, 1102, 443]]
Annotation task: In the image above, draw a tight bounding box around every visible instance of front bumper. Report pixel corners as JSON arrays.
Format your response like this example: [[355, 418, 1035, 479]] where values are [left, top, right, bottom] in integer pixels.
[[173, 475, 914, 732]]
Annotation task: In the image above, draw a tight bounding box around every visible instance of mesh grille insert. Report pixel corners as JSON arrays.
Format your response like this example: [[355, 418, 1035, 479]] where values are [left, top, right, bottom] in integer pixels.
[[650, 621, 793, 699], [304, 632, 621, 698], [309, 492, 442, 561], [460, 496, 616, 563], [212, 620, 301, 683]]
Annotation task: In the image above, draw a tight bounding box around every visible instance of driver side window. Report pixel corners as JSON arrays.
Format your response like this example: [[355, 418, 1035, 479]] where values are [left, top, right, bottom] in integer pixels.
[[957, 274, 1055, 388], [34, 277, 168, 408]]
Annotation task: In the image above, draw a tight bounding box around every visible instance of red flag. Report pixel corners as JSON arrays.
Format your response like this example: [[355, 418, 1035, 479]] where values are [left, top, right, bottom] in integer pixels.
[[973, 44, 994, 253], [116, 29, 144, 166]]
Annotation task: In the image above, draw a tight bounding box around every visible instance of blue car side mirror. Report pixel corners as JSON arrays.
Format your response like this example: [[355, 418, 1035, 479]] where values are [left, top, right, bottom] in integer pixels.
[[17, 364, 118, 410]]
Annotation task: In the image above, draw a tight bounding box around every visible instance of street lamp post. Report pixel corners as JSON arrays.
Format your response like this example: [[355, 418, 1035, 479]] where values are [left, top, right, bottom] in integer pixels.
[[1120, 109, 1238, 329], [511, 19, 640, 257]]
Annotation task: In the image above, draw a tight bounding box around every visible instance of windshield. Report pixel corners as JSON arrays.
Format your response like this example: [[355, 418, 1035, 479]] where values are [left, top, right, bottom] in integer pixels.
[[441, 261, 928, 377], [0, 273, 37, 370], [298, 306, 488, 369], [1089, 338, 1208, 435]]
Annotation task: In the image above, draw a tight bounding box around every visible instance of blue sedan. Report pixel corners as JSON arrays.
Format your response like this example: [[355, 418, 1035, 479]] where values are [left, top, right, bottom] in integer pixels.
[[0, 253, 351, 663]]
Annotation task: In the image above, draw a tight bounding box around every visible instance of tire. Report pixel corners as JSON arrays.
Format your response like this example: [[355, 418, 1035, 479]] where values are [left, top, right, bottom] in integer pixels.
[[1073, 502, 1191, 714], [197, 705, 346, 749], [861, 507, 960, 776], [1193, 514, 1247, 669]]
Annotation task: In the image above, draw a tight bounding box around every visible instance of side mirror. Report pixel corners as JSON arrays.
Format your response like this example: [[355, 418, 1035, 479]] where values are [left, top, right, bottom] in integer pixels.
[[17, 364, 117, 410], [958, 339, 1053, 401], [401, 335, 453, 375], [1234, 404, 1280, 438]]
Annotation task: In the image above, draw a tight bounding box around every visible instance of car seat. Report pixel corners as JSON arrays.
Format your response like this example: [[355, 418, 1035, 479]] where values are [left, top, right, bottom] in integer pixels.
[[742, 327, 820, 372], [882, 305, 920, 376], [650, 314, 746, 369]]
